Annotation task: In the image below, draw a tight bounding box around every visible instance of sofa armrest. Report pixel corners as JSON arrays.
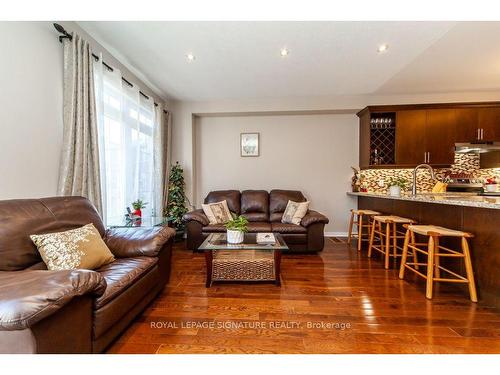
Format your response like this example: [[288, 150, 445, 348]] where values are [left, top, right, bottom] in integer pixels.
[[104, 226, 176, 258], [183, 209, 210, 226], [301, 210, 329, 227], [0, 269, 105, 331]]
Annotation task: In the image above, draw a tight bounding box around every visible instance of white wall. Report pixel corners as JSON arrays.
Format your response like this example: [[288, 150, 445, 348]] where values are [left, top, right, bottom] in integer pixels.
[[195, 114, 358, 234], [0, 22, 63, 199], [0, 21, 167, 200]]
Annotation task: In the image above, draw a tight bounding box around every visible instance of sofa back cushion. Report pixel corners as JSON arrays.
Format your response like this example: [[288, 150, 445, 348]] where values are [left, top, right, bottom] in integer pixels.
[[0, 196, 105, 271], [204, 190, 241, 215], [240, 190, 269, 222], [269, 190, 307, 222]]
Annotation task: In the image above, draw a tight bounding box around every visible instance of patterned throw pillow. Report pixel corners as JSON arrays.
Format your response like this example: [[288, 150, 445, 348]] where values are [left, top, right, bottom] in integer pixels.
[[30, 223, 115, 271], [201, 200, 233, 225], [282, 200, 310, 225]]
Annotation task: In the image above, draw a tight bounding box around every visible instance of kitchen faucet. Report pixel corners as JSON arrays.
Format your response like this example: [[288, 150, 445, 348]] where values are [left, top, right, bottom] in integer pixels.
[[412, 164, 435, 195]]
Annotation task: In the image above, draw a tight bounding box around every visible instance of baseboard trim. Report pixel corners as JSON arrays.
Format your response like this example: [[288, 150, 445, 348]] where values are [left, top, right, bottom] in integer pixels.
[[324, 232, 348, 237]]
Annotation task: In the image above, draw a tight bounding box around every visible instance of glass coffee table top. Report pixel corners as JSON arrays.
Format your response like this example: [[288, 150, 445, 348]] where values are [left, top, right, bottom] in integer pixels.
[[107, 216, 167, 228], [199, 233, 289, 251]]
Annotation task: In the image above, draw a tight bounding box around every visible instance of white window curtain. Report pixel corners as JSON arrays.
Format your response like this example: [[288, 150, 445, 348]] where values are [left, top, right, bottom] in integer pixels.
[[94, 57, 158, 224]]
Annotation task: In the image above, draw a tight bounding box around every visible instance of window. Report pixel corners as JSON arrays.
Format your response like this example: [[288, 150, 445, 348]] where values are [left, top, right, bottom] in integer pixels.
[[94, 63, 158, 224]]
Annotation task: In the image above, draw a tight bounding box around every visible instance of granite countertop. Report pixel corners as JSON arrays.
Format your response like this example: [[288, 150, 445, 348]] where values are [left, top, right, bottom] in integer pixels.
[[347, 191, 500, 209]]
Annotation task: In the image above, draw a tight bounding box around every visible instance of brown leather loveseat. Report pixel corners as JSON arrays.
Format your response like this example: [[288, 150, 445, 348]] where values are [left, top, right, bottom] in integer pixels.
[[0, 196, 175, 353], [183, 190, 329, 252]]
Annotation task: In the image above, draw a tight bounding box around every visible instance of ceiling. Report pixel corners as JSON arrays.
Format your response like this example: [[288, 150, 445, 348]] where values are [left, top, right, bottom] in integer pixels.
[[77, 21, 500, 101]]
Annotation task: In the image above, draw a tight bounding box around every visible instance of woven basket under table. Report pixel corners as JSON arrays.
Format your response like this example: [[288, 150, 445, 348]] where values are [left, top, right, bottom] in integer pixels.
[[211, 250, 275, 281]]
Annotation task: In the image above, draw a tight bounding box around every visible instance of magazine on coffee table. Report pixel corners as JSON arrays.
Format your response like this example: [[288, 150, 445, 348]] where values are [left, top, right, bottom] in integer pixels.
[[256, 232, 276, 245]]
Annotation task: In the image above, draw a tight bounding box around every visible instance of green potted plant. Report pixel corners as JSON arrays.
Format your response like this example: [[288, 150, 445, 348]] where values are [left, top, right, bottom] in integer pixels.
[[387, 177, 408, 197], [224, 215, 248, 244], [131, 199, 147, 217], [165, 162, 188, 240]]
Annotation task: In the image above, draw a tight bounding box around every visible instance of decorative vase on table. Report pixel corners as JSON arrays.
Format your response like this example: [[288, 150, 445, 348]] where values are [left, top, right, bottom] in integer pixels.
[[226, 229, 244, 244]]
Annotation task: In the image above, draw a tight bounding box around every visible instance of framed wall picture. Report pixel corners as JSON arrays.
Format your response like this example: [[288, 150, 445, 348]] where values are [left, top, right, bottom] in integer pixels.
[[240, 133, 260, 157]]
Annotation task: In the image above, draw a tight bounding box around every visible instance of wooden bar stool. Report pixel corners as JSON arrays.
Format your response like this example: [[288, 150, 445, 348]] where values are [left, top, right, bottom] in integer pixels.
[[347, 209, 381, 252], [399, 225, 477, 302], [368, 215, 417, 269]]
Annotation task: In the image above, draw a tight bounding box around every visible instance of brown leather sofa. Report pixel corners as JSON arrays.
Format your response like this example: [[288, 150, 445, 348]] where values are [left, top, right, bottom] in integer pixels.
[[0, 196, 175, 353], [183, 190, 329, 252]]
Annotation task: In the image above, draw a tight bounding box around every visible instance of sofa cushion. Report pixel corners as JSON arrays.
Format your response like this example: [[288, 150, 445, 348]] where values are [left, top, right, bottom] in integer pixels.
[[240, 190, 269, 222], [204, 190, 241, 215], [94, 257, 157, 309], [269, 190, 307, 222], [93, 264, 160, 339], [203, 224, 226, 233], [271, 223, 307, 234], [203, 222, 272, 233], [247, 222, 272, 232], [0, 197, 105, 271]]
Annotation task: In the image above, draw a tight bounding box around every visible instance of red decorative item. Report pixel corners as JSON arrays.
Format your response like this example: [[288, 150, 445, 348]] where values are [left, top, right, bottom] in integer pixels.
[[134, 209, 142, 217]]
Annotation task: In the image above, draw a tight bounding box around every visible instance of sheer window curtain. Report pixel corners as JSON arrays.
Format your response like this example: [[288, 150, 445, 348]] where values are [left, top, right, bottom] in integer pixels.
[[94, 57, 158, 224]]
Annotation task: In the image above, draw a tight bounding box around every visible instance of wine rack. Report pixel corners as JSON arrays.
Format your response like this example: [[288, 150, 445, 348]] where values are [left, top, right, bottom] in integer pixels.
[[370, 112, 396, 165]]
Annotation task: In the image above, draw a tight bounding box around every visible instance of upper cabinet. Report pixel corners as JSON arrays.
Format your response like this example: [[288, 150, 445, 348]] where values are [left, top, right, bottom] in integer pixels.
[[479, 107, 500, 141], [396, 110, 426, 165], [358, 102, 500, 169], [424, 109, 456, 165]]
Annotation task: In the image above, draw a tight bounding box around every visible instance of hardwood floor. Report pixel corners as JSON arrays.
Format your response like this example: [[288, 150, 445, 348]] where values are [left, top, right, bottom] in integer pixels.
[[107, 238, 500, 354]]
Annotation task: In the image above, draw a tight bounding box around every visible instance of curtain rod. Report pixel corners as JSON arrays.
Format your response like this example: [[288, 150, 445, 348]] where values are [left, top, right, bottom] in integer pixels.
[[54, 23, 168, 113]]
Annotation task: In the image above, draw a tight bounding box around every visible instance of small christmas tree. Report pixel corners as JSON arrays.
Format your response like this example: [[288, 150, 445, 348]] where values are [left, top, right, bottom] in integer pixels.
[[165, 162, 188, 232]]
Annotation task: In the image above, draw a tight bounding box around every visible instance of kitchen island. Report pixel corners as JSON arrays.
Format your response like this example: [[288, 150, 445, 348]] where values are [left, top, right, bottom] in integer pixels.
[[348, 191, 499, 307]]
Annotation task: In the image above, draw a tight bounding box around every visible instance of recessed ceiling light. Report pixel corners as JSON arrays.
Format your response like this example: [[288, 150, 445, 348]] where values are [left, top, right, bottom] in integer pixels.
[[377, 44, 389, 53], [186, 53, 195, 61], [280, 48, 289, 57]]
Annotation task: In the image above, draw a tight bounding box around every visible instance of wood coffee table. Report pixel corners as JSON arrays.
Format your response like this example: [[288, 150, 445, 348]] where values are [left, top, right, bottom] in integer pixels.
[[198, 233, 289, 287]]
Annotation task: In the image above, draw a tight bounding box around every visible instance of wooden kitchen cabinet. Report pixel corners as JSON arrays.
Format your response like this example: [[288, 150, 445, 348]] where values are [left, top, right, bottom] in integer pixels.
[[478, 107, 500, 141], [425, 109, 456, 165], [357, 101, 500, 169], [395, 110, 427, 165], [455, 108, 479, 142]]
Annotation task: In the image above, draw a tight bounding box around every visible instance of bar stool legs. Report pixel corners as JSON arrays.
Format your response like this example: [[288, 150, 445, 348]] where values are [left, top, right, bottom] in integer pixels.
[[368, 215, 416, 269], [347, 209, 380, 252], [462, 237, 478, 303], [399, 225, 477, 302]]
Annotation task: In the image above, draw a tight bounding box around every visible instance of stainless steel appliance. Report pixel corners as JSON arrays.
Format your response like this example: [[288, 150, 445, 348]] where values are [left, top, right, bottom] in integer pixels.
[[446, 173, 483, 193]]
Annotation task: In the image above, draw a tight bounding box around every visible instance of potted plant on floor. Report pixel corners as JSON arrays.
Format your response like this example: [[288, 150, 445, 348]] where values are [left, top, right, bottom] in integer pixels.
[[224, 215, 248, 244], [165, 162, 189, 241], [387, 177, 408, 197]]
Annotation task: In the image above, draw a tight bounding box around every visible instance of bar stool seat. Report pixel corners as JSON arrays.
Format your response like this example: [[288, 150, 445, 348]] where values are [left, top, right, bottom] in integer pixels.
[[368, 215, 417, 269], [374, 215, 416, 224], [399, 224, 477, 302], [352, 209, 380, 215], [347, 209, 381, 252], [406, 225, 472, 238]]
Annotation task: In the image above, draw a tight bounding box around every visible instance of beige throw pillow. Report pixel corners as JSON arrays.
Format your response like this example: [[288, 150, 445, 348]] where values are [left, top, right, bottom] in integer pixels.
[[30, 223, 115, 271], [201, 200, 233, 225], [282, 200, 310, 225]]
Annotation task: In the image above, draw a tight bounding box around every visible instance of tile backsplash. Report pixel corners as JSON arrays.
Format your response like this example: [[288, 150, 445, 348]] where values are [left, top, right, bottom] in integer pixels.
[[360, 154, 500, 193]]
